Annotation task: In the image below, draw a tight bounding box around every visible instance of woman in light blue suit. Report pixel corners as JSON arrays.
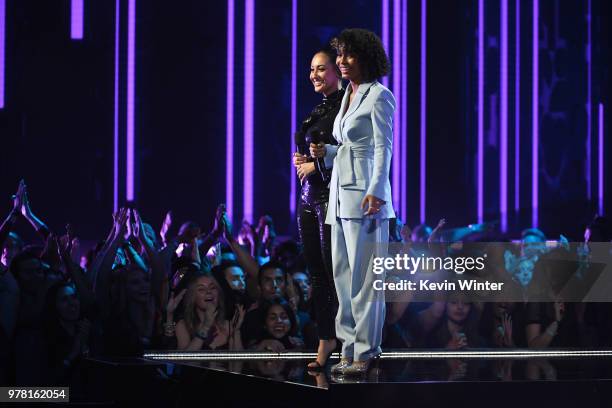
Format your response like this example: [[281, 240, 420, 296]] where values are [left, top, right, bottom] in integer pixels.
[[310, 29, 395, 376]]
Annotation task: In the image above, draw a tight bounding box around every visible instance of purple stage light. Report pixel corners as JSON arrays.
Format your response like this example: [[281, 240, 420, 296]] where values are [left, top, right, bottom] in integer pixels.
[[126, 0, 136, 202], [113, 0, 120, 211], [477, 0, 484, 224], [0, 0, 5, 109], [514, 0, 520, 213], [599, 103, 604, 215], [587, 0, 592, 200], [289, 0, 297, 219], [401, 0, 407, 222], [71, 0, 84, 40], [500, 0, 508, 233], [392, 0, 401, 214], [243, 0, 254, 223], [382, 0, 389, 88], [532, 0, 539, 228], [419, 0, 426, 224], [226, 0, 235, 220]]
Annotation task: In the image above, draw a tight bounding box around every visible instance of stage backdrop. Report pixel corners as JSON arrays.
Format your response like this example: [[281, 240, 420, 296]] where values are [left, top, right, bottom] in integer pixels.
[[0, 0, 609, 242]]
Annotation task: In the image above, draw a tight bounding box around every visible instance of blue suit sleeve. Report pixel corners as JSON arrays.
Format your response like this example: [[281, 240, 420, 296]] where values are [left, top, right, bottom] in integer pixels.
[[366, 91, 396, 200], [323, 144, 338, 169]]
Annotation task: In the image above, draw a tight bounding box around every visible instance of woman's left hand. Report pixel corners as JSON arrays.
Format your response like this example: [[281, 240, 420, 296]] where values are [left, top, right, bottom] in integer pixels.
[[361, 194, 386, 216], [297, 162, 316, 182], [231, 305, 246, 330]]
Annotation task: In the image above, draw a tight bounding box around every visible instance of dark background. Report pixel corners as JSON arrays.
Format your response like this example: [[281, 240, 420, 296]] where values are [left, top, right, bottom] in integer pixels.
[[0, 0, 609, 244]]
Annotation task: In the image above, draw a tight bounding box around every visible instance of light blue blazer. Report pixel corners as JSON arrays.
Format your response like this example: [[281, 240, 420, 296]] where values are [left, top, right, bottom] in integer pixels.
[[324, 81, 396, 223]]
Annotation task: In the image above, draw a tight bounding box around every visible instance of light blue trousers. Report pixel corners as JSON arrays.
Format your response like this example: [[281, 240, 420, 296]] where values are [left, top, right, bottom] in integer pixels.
[[331, 217, 388, 361]]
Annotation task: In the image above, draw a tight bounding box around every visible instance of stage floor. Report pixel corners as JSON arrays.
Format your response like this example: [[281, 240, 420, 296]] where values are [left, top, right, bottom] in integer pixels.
[[136, 350, 612, 407], [144, 349, 612, 387]]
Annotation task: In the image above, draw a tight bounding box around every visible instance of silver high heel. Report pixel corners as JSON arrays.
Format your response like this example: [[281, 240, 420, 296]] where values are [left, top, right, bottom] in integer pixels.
[[330, 357, 353, 375], [341, 355, 380, 376]]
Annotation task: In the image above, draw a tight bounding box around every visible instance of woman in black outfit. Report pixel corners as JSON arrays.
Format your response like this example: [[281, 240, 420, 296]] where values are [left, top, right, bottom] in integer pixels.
[[293, 48, 343, 369]]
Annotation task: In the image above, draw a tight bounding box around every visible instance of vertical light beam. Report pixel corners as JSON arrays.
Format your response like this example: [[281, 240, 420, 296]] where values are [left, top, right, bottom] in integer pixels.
[[382, 0, 389, 88], [514, 0, 520, 213], [477, 0, 484, 223], [587, 0, 592, 200], [392, 0, 401, 214], [126, 0, 136, 201], [113, 0, 120, 211], [244, 0, 254, 222], [71, 0, 84, 40], [532, 0, 539, 228], [289, 0, 297, 219], [420, 0, 427, 224], [0, 0, 5, 109], [599, 103, 604, 215], [500, 0, 508, 232], [226, 0, 235, 219], [401, 0, 408, 222]]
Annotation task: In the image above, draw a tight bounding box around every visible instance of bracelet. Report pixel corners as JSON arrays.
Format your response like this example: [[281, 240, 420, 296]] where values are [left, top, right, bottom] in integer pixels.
[[195, 328, 210, 340]]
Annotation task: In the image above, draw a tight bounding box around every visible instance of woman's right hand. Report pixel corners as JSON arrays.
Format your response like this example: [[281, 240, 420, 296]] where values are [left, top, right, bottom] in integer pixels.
[[166, 289, 187, 320], [309, 143, 326, 158], [293, 152, 308, 168], [203, 304, 218, 327]]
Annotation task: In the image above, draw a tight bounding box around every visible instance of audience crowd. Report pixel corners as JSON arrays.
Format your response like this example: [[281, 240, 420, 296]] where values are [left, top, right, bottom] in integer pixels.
[[1, 180, 611, 386]]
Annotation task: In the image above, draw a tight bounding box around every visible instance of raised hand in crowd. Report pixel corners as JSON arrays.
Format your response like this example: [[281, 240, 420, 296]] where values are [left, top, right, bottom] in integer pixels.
[[18, 181, 50, 238], [257, 215, 276, 257], [163, 288, 186, 339], [56, 228, 95, 309], [221, 213, 260, 282], [90, 208, 129, 317], [159, 210, 173, 248], [428, 218, 446, 244]]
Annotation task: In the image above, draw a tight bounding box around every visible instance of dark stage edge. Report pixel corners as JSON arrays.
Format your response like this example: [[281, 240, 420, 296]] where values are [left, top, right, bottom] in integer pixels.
[[134, 350, 612, 408]]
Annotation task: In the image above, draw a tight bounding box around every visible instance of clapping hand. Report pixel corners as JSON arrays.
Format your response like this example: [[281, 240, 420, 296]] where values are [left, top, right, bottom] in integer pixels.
[[231, 305, 246, 331], [166, 288, 187, 319], [160, 210, 173, 247], [211, 204, 226, 239], [11, 180, 26, 215]]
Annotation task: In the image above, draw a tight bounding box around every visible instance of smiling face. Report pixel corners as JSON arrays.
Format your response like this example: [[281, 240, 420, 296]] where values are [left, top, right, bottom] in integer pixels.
[[194, 276, 220, 311], [264, 304, 291, 339], [310, 52, 339, 96], [336, 48, 362, 83]]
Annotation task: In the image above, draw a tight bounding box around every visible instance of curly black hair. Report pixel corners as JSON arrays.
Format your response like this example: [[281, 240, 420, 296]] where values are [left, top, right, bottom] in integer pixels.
[[331, 28, 390, 82]]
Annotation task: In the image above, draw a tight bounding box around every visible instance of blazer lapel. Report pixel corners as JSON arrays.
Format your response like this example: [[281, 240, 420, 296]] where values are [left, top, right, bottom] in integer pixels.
[[341, 82, 374, 128], [337, 88, 351, 137]]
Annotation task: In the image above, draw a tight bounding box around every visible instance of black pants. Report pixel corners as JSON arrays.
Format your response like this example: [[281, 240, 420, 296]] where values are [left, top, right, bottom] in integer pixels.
[[297, 199, 338, 340]]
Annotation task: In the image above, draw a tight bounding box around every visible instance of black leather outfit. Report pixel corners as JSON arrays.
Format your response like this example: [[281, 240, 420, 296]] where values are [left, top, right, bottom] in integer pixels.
[[295, 89, 343, 340]]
